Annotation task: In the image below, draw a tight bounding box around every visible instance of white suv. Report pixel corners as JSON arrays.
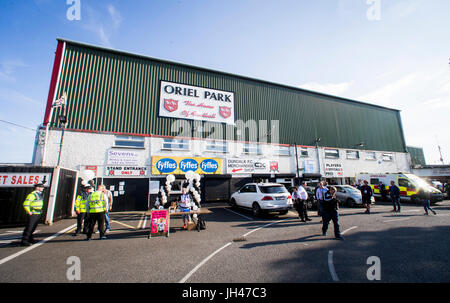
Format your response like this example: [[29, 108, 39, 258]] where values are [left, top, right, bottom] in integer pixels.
[[229, 183, 293, 217]]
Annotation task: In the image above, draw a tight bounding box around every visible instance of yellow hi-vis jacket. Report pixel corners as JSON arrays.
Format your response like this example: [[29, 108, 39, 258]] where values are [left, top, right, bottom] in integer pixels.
[[75, 194, 87, 213], [23, 191, 43, 215], [87, 191, 106, 213]]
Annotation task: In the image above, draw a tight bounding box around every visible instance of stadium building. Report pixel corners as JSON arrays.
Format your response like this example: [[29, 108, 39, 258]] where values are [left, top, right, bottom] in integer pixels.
[[32, 38, 410, 211]]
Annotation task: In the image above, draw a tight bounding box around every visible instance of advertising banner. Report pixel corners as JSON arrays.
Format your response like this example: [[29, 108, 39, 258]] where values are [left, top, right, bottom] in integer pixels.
[[107, 150, 140, 166], [0, 173, 52, 187], [159, 81, 235, 124], [149, 209, 169, 238], [105, 166, 148, 176], [324, 163, 344, 177], [152, 156, 222, 175], [226, 158, 280, 174]]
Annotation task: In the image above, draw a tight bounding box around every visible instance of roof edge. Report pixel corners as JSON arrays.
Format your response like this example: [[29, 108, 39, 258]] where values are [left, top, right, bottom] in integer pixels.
[[56, 37, 401, 112]]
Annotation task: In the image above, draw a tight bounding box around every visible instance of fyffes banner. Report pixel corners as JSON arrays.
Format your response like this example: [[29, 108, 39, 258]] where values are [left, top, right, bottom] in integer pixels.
[[152, 156, 222, 175]]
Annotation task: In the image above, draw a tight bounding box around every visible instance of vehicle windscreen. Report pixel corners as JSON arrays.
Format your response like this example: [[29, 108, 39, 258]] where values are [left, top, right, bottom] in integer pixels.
[[259, 186, 288, 194], [344, 186, 360, 193]]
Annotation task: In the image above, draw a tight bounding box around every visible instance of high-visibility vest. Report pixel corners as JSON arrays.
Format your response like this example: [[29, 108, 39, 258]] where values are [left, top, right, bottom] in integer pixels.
[[75, 194, 87, 213], [23, 191, 44, 215], [88, 191, 106, 213]]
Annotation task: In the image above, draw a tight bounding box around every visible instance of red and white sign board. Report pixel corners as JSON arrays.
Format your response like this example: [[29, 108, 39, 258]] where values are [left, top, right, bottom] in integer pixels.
[[105, 166, 148, 176], [0, 173, 52, 187], [226, 158, 280, 174], [159, 81, 235, 124], [83, 165, 98, 177]]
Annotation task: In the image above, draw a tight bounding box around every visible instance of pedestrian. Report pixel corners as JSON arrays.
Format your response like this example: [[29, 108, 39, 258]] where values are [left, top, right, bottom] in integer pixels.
[[292, 183, 311, 222], [321, 186, 344, 240], [179, 187, 192, 229], [360, 180, 373, 214], [86, 185, 107, 240], [21, 183, 45, 246], [389, 181, 401, 212], [73, 185, 90, 236], [315, 181, 328, 218], [379, 181, 387, 201], [446, 180, 450, 200], [419, 188, 437, 216], [357, 180, 363, 190], [99, 185, 113, 233]]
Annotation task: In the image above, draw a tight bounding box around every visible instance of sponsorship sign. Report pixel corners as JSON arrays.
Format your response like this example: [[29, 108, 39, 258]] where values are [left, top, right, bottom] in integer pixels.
[[0, 173, 52, 187], [83, 165, 98, 177], [226, 158, 280, 174], [159, 81, 235, 124], [325, 163, 344, 177], [149, 209, 169, 238], [107, 150, 140, 166], [152, 156, 222, 175], [105, 166, 148, 176]]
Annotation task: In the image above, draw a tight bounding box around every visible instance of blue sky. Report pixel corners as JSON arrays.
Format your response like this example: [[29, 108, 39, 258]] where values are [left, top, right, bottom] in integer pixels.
[[0, 0, 449, 164]]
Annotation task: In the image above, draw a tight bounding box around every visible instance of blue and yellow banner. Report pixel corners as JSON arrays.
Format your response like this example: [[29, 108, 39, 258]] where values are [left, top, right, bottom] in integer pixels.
[[152, 156, 222, 175]]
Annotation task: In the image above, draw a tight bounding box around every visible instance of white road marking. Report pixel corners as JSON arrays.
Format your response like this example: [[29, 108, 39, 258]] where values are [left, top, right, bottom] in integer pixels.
[[328, 250, 339, 282], [383, 218, 411, 223], [222, 208, 253, 221], [179, 242, 232, 283], [242, 219, 286, 237], [341, 226, 358, 235], [0, 224, 77, 266]]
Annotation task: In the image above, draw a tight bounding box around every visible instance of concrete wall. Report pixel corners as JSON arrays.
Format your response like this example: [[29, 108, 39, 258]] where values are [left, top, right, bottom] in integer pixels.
[[37, 130, 411, 182]]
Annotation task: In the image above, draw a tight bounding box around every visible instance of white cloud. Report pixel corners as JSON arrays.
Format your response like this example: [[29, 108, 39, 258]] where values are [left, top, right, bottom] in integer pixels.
[[0, 87, 41, 106], [0, 59, 27, 82], [108, 4, 123, 29], [298, 81, 353, 97]]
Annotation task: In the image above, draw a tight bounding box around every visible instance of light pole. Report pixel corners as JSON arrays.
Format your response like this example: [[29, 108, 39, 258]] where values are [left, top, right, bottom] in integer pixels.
[[56, 107, 67, 166], [315, 137, 322, 178], [41, 92, 66, 166]]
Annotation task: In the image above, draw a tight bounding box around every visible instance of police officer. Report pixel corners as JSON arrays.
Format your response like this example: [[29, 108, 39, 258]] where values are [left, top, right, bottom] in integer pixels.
[[86, 185, 107, 240], [73, 185, 91, 236], [321, 186, 344, 240], [21, 183, 45, 246]]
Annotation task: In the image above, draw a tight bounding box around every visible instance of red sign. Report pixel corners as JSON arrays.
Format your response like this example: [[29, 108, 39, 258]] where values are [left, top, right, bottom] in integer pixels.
[[219, 106, 232, 118], [164, 99, 178, 112], [269, 161, 279, 172]]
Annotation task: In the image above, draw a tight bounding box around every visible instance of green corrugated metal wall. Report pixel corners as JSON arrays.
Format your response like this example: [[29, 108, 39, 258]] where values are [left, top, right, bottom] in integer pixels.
[[407, 146, 426, 166], [51, 41, 406, 152]]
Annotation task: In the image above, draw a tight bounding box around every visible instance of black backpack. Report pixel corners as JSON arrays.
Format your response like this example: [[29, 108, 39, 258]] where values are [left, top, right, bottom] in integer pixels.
[[196, 215, 206, 232]]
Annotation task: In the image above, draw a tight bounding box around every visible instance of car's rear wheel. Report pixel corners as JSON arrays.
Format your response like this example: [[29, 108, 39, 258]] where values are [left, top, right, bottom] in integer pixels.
[[252, 202, 262, 217], [279, 210, 288, 215], [347, 198, 356, 208], [229, 198, 237, 209]]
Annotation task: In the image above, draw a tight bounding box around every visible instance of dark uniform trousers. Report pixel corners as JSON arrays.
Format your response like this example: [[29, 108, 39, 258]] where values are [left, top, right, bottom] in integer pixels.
[[322, 210, 341, 238], [295, 199, 309, 220], [76, 213, 89, 234], [22, 214, 41, 243], [87, 212, 105, 239]]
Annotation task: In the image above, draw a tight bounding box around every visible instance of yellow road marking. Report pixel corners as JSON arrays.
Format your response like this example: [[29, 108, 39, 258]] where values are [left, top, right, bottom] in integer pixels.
[[111, 220, 137, 230], [136, 213, 145, 229]]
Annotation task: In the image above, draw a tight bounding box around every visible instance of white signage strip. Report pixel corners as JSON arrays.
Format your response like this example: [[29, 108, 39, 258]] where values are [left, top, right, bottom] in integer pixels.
[[226, 158, 280, 174], [105, 166, 148, 176], [0, 173, 52, 187], [159, 81, 235, 124], [324, 163, 344, 177]]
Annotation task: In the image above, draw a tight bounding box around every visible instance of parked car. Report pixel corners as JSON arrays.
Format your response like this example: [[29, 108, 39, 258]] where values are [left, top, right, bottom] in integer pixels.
[[334, 185, 375, 207], [230, 183, 293, 217], [287, 186, 317, 210]]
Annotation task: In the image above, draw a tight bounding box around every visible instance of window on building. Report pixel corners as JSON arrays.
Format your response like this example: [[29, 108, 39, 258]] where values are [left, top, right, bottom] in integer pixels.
[[274, 146, 290, 156], [346, 150, 360, 160], [205, 140, 228, 153], [382, 153, 393, 162], [324, 149, 339, 159], [162, 138, 189, 151], [114, 135, 145, 148], [365, 152, 377, 160], [300, 147, 309, 157], [243, 143, 262, 155]]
